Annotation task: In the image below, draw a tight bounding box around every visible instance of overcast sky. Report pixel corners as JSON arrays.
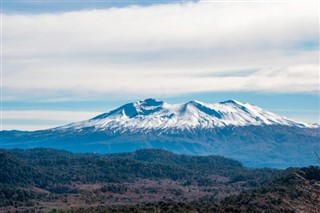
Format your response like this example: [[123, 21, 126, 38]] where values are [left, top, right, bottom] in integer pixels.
[[1, 0, 319, 130]]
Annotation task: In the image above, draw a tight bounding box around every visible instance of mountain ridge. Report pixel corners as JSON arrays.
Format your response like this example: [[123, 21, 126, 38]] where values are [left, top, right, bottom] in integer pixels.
[[57, 98, 318, 133]]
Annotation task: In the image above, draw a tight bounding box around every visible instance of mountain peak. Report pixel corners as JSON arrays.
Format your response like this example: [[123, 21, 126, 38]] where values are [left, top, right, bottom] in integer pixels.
[[185, 100, 205, 105], [220, 99, 244, 105], [137, 98, 164, 107]]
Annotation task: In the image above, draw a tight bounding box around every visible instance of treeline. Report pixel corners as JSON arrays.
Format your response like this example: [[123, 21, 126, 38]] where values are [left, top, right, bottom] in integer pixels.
[[1, 148, 280, 188]]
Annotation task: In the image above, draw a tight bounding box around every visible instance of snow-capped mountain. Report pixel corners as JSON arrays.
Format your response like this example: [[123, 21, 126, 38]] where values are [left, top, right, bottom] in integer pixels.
[[59, 98, 316, 132], [1, 99, 319, 168]]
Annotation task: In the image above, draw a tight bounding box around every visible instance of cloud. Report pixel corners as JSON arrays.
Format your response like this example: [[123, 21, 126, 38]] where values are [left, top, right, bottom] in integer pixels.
[[2, 1, 319, 101], [2, 110, 101, 121], [2, 110, 103, 130], [2, 124, 58, 131], [3, 2, 318, 54]]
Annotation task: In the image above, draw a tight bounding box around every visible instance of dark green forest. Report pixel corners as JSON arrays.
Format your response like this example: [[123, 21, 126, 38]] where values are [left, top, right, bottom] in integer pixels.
[[0, 148, 280, 187], [0, 148, 319, 212]]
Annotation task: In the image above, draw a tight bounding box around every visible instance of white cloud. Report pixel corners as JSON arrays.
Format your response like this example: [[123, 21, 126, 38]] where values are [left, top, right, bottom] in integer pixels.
[[2, 110, 102, 121], [2, 124, 58, 131], [2, 1, 319, 100], [2, 110, 103, 130]]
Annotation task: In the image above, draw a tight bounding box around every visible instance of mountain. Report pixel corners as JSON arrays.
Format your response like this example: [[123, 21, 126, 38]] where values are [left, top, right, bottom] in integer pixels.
[[58, 98, 316, 130], [1, 99, 319, 168]]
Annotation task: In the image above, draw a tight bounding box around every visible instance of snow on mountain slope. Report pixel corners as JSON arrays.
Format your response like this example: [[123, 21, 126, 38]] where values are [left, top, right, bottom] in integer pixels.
[[59, 98, 316, 131]]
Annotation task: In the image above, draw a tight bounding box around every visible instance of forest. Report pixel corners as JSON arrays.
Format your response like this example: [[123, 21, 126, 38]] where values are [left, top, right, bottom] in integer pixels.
[[0, 148, 319, 212]]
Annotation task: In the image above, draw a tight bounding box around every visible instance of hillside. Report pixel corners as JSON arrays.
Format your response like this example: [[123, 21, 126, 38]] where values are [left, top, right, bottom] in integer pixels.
[[48, 167, 320, 213], [219, 166, 320, 212]]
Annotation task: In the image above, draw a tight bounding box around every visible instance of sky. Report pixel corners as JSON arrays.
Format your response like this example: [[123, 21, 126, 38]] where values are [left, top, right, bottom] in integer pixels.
[[1, 0, 319, 130]]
